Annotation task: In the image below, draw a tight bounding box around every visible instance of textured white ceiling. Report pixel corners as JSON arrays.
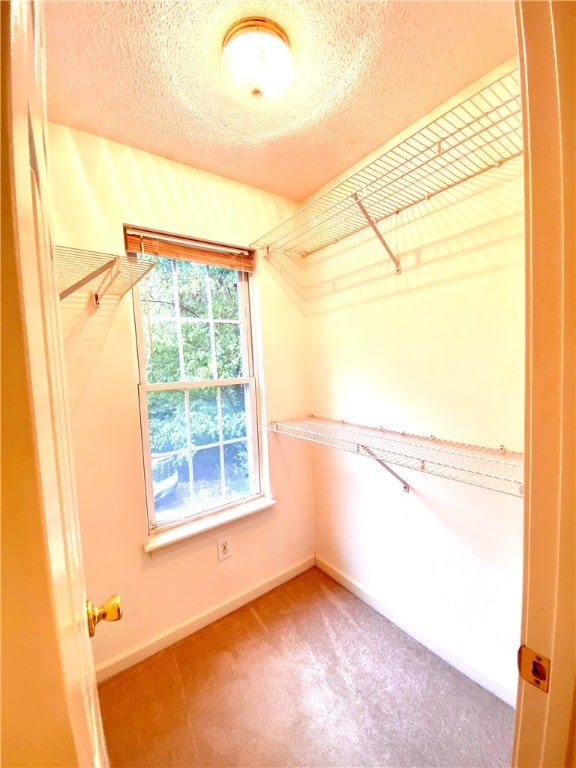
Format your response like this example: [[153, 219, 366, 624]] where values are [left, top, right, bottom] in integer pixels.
[[44, 0, 517, 201]]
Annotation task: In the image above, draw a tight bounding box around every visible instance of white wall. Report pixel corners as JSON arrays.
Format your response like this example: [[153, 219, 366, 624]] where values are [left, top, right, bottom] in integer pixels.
[[48, 124, 315, 677], [302, 157, 525, 704]]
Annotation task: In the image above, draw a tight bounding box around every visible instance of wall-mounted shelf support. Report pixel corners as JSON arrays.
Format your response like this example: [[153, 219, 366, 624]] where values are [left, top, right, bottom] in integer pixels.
[[59, 256, 118, 301], [91, 255, 121, 306], [268, 417, 524, 496], [358, 444, 410, 492], [55, 246, 156, 304], [352, 193, 401, 274]]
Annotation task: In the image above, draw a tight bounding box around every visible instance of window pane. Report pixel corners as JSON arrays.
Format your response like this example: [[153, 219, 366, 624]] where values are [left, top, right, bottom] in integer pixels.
[[192, 446, 223, 505], [215, 323, 242, 378], [182, 322, 213, 380], [142, 259, 176, 319], [188, 387, 219, 446], [145, 321, 180, 383], [177, 261, 208, 318], [224, 442, 250, 496], [147, 390, 187, 453], [147, 390, 188, 524], [152, 454, 183, 524], [221, 384, 247, 440], [210, 267, 239, 320]]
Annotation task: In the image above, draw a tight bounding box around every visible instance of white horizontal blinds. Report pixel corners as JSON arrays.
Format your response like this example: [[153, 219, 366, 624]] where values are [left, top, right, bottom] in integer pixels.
[[124, 225, 255, 272]]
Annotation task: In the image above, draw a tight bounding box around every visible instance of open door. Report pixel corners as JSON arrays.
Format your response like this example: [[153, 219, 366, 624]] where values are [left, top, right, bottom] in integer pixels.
[[1, 1, 108, 764]]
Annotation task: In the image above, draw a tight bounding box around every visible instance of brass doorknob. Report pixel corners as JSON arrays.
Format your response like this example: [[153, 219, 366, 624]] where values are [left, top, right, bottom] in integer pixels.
[[86, 594, 123, 637]]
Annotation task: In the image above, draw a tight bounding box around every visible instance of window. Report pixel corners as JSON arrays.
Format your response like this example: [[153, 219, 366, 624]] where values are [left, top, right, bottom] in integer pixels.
[[126, 226, 261, 531]]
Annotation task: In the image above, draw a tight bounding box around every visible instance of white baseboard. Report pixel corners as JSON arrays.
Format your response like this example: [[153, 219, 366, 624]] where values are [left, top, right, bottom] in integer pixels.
[[96, 556, 315, 682], [315, 556, 517, 708]]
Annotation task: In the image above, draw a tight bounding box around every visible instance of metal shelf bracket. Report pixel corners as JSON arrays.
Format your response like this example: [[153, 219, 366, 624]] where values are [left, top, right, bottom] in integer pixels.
[[358, 444, 410, 492], [353, 193, 401, 274], [59, 256, 119, 301], [92, 255, 121, 306]]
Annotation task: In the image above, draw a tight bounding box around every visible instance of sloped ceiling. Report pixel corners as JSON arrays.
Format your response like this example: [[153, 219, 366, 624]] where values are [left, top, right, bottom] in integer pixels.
[[44, 0, 517, 201]]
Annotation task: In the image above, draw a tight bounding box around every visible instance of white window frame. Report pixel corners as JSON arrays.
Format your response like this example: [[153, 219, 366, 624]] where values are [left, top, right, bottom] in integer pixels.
[[131, 237, 269, 541]]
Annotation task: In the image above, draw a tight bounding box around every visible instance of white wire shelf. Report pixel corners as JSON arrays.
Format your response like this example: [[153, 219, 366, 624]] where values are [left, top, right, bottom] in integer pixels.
[[55, 246, 156, 304], [268, 417, 524, 497], [252, 67, 522, 264]]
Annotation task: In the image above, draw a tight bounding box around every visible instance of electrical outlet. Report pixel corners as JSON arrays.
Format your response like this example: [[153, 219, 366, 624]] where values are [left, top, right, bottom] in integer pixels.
[[217, 536, 231, 561]]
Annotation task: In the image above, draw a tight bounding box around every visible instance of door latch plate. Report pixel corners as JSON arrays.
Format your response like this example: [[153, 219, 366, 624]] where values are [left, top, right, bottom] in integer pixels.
[[518, 644, 550, 693]]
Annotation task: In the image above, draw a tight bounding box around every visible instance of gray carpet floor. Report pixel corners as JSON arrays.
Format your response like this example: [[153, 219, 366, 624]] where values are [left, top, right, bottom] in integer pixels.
[[98, 567, 515, 767]]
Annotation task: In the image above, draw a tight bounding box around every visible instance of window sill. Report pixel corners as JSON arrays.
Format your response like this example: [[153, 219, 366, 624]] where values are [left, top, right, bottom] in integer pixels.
[[144, 496, 276, 555]]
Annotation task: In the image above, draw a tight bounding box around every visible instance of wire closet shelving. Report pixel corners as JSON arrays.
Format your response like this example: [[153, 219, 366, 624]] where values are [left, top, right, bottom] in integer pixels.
[[269, 417, 524, 497], [252, 67, 522, 271], [55, 245, 155, 304]]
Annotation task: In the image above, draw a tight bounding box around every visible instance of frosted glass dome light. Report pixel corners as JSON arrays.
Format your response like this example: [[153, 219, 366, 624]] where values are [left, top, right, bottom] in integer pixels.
[[221, 18, 294, 99]]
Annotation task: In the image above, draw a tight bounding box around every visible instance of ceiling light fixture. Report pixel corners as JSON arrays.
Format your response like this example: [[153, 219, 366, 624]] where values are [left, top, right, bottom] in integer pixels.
[[221, 17, 294, 99]]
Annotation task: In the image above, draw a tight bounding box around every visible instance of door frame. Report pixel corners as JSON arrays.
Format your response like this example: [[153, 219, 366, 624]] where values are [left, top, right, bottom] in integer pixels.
[[512, 1, 575, 765]]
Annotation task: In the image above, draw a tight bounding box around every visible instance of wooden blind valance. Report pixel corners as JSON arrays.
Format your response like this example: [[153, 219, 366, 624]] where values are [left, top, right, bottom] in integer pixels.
[[124, 225, 255, 272]]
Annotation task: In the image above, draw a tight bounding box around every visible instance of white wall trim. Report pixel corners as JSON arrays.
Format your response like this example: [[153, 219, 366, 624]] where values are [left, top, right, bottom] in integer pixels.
[[144, 497, 277, 554], [95, 556, 315, 682], [315, 556, 517, 707]]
